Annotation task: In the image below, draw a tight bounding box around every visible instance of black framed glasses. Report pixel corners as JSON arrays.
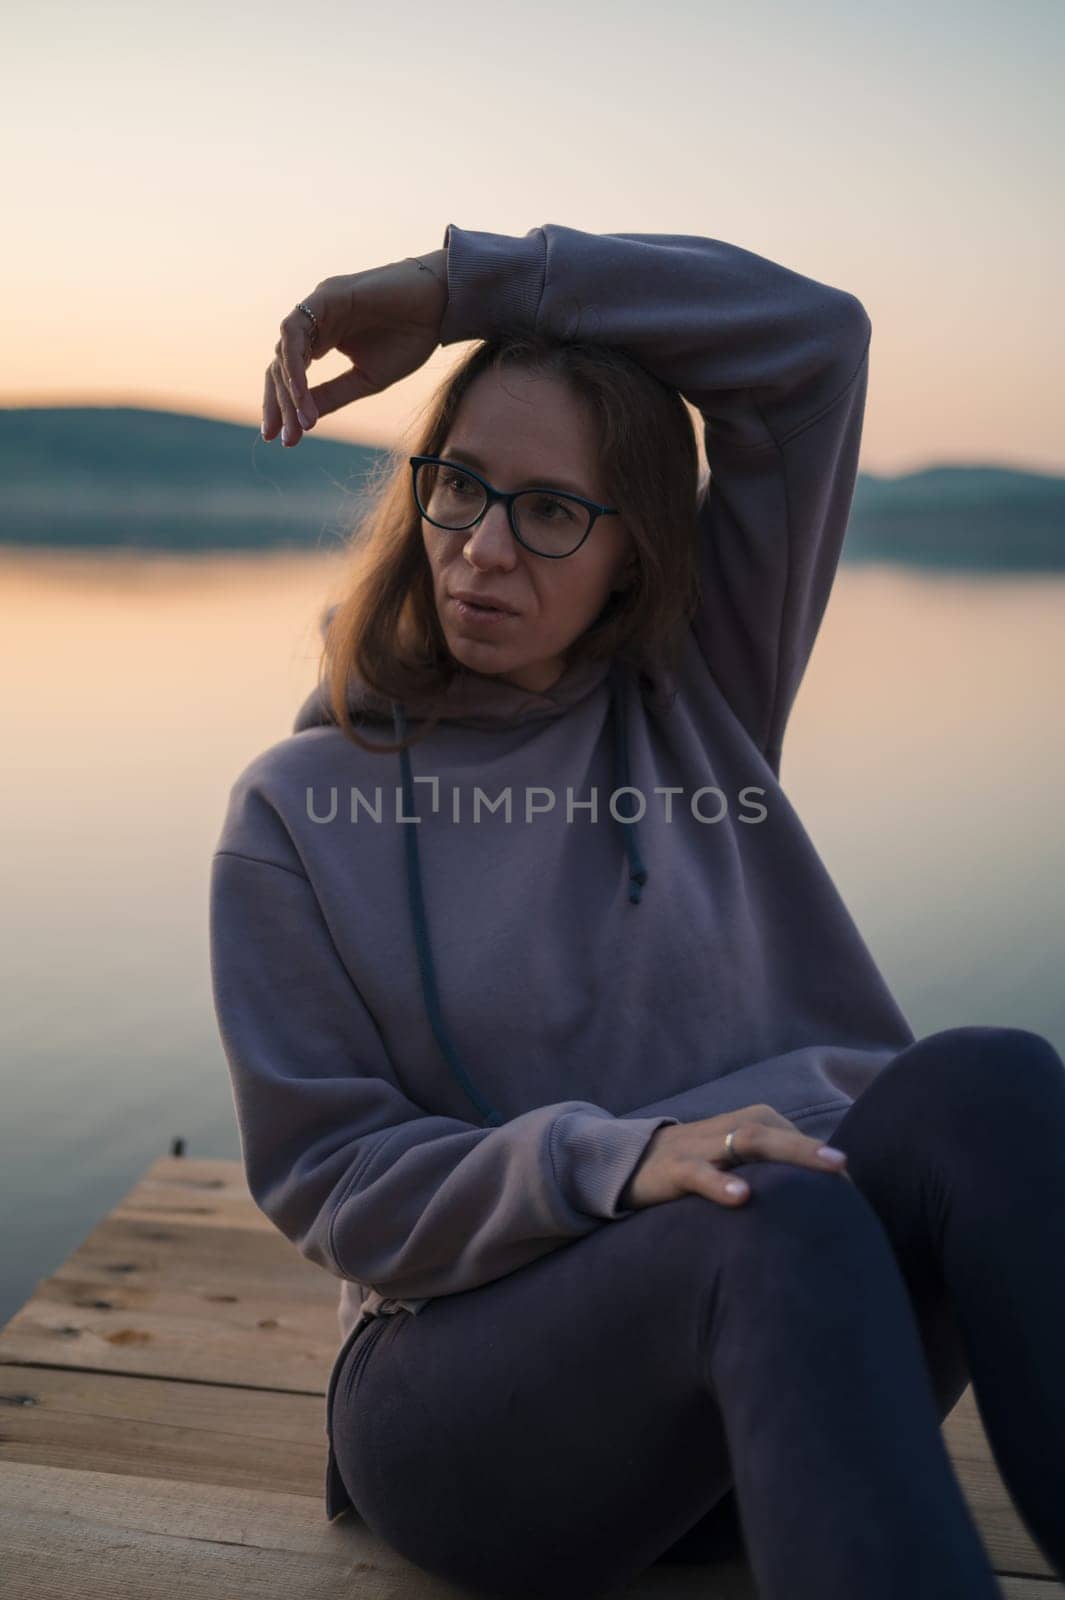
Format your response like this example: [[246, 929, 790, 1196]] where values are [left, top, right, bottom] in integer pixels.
[[410, 454, 620, 560]]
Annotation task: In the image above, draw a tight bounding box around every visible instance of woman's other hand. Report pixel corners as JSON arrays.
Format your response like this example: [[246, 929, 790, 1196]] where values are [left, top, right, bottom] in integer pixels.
[[262, 248, 449, 446], [619, 1104, 853, 1211]]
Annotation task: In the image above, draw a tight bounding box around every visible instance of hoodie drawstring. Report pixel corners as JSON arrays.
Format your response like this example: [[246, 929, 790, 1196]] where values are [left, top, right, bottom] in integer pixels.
[[392, 658, 647, 1129], [609, 658, 649, 904]]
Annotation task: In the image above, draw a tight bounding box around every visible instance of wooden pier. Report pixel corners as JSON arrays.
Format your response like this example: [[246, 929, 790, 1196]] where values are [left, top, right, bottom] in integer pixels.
[[0, 1153, 1059, 1597]]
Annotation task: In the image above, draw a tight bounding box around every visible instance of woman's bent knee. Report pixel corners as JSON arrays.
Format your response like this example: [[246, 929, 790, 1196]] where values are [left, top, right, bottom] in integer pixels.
[[640, 1165, 881, 1286], [858, 1024, 1065, 1126]]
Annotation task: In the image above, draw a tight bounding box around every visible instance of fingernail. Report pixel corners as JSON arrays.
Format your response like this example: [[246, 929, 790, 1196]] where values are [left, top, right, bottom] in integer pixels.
[[297, 408, 314, 430], [725, 1179, 748, 1196], [818, 1147, 847, 1165], [282, 425, 293, 446]]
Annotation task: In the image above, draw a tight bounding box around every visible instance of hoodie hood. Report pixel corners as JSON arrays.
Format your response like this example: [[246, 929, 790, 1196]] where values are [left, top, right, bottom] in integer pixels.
[[292, 603, 677, 735], [292, 601, 670, 1129], [293, 643, 617, 735]]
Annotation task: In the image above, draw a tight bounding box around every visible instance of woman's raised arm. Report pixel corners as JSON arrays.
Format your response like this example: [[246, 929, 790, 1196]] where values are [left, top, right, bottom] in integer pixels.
[[437, 220, 871, 776]]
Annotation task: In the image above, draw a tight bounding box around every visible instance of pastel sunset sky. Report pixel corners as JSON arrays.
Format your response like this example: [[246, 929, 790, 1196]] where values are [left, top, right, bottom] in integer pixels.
[[4, 0, 1061, 473]]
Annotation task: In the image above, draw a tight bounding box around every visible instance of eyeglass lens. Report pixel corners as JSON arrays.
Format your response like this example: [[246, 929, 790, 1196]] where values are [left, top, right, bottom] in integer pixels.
[[415, 461, 590, 557]]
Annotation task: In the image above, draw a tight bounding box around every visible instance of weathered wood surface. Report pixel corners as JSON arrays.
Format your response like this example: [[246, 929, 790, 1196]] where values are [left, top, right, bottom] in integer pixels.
[[0, 1155, 1058, 1598]]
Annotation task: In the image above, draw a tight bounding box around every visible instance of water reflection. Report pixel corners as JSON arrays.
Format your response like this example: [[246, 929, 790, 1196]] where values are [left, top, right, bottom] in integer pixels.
[[0, 548, 1062, 1331]]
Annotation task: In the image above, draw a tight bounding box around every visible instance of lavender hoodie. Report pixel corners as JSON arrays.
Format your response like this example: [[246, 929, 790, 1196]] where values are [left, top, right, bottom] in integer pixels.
[[209, 220, 915, 1363]]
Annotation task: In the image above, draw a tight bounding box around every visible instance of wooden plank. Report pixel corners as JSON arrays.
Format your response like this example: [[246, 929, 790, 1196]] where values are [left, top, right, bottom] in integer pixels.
[[109, 1158, 279, 1235], [0, 1457, 764, 1600], [0, 1364, 328, 1502], [1, 1460, 1060, 1600], [0, 1159, 342, 1393], [0, 1460, 471, 1600]]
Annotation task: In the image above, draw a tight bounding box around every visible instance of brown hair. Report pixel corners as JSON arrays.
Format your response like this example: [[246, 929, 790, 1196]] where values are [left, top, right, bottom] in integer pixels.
[[319, 330, 702, 754]]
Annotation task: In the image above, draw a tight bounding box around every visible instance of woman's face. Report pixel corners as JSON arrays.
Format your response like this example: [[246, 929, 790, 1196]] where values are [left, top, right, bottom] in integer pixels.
[[420, 367, 635, 694]]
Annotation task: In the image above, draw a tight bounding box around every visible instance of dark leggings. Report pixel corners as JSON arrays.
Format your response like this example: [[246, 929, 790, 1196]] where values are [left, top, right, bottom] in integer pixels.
[[329, 1026, 1065, 1598]]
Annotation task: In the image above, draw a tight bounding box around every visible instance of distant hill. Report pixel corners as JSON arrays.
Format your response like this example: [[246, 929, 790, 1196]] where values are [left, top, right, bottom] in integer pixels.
[[1, 406, 1063, 569], [0, 405, 386, 550], [848, 465, 1065, 571]]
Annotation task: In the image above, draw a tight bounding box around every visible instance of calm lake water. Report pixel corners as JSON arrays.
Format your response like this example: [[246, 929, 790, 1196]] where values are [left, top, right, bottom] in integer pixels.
[[1, 548, 1063, 1333]]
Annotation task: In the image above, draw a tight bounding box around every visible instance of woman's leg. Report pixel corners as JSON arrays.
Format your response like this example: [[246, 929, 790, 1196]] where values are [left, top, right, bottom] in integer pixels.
[[331, 1196, 736, 1600], [829, 1024, 1065, 1576], [331, 1157, 1003, 1599]]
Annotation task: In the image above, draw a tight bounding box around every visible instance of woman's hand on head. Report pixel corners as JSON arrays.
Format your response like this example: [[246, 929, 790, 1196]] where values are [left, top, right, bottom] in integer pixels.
[[262, 248, 450, 446], [618, 1104, 853, 1212]]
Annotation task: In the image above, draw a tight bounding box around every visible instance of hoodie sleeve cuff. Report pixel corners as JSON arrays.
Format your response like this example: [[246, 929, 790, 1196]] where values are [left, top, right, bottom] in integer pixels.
[[438, 221, 547, 347], [550, 1110, 682, 1221]]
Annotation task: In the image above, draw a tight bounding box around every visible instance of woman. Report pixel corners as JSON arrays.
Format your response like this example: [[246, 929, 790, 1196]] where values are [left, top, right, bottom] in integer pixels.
[[210, 223, 1065, 1599]]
